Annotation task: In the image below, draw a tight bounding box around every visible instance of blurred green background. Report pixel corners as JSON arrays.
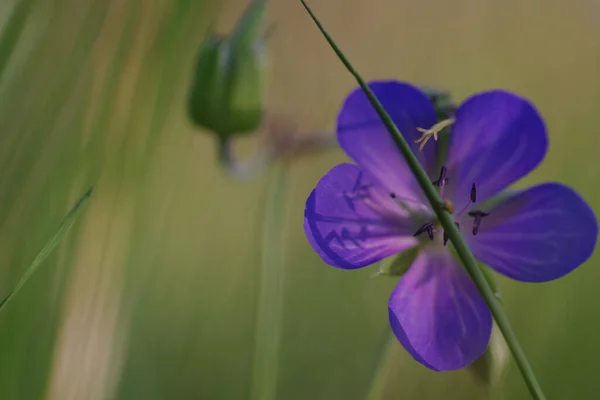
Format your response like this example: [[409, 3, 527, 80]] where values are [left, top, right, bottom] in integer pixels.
[[0, 0, 598, 399]]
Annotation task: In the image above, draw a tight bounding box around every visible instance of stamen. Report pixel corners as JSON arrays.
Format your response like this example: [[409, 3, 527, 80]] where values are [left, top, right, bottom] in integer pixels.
[[443, 222, 460, 246], [414, 117, 456, 151], [390, 192, 396, 199], [432, 166, 448, 187], [467, 210, 490, 218], [472, 219, 481, 235], [457, 183, 478, 216], [432, 166, 449, 199], [456, 201, 471, 217], [468, 210, 490, 235], [413, 222, 435, 240], [426, 225, 434, 240]]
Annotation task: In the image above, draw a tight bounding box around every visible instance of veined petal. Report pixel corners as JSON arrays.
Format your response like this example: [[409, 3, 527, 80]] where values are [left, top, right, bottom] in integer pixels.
[[467, 183, 598, 282], [388, 250, 492, 371], [304, 163, 423, 269], [337, 81, 439, 202], [445, 90, 547, 205]]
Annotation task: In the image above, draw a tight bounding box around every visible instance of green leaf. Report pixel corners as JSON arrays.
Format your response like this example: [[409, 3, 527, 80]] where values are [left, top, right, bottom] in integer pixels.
[[0, 0, 36, 82], [251, 163, 289, 400], [0, 186, 94, 314]]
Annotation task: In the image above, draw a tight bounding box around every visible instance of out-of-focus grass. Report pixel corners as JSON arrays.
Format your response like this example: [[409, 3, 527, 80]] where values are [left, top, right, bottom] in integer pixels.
[[0, 0, 598, 399]]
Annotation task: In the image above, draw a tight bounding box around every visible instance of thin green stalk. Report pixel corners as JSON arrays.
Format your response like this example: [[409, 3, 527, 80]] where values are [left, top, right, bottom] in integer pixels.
[[366, 333, 396, 400], [0, 186, 94, 314], [250, 162, 289, 400], [298, 2, 546, 399]]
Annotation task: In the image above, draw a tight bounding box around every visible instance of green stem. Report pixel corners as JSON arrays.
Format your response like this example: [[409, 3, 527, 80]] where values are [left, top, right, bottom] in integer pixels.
[[366, 333, 396, 400], [0, 186, 94, 314], [298, 2, 546, 399], [250, 162, 289, 400]]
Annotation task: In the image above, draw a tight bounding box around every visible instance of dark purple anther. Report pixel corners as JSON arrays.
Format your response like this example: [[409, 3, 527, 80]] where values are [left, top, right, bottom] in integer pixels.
[[390, 192, 397, 199], [443, 222, 460, 246], [468, 210, 489, 235], [470, 183, 477, 203], [433, 166, 448, 187], [426, 225, 434, 240], [468, 210, 490, 218], [413, 222, 434, 239]]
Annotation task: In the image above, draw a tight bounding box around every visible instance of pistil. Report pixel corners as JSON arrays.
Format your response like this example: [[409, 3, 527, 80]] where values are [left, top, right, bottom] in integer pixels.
[[414, 117, 455, 151]]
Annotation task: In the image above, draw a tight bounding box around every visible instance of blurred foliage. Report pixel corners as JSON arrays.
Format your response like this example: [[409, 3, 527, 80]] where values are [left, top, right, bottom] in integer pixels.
[[0, 0, 598, 399]]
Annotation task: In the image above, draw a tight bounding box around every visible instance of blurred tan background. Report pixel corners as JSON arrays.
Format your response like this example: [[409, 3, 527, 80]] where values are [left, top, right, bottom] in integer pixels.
[[0, 0, 598, 399]]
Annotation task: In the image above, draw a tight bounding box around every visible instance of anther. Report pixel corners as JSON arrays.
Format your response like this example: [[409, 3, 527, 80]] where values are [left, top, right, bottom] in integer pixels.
[[470, 183, 477, 203], [413, 222, 435, 240], [432, 166, 448, 187], [426, 225, 434, 240], [390, 192, 396, 199], [443, 222, 460, 246], [468, 210, 490, 218], [455, 182, 479, 217], [468, 210, 490, 235]]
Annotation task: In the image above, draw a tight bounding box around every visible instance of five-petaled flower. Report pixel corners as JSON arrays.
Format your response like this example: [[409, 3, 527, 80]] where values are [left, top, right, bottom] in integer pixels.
[[303, 80, 598, 371]]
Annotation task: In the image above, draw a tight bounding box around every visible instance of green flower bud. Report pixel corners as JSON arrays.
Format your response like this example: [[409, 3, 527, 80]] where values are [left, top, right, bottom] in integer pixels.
[[188, 0, 267, 138]]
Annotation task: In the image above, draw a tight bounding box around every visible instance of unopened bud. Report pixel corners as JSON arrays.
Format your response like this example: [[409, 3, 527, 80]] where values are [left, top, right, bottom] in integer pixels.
[[188, 0, 267, 138]]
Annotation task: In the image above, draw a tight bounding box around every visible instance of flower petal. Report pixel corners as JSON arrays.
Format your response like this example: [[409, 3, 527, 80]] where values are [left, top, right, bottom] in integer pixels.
[[467, 183, 598, 282], [304, 163, 422, 269], [337, 81, 439, 202], [445, 90, 548, 205], [388, 250, 492, 371]]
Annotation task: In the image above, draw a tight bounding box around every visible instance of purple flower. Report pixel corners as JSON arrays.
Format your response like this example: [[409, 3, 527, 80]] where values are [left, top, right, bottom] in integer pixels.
[[303, 81, 598, 371]]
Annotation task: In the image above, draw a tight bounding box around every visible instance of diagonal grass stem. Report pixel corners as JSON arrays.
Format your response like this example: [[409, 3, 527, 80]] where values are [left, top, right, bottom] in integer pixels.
[[0, 186, 94, 314], [298, 1, 546, 398]]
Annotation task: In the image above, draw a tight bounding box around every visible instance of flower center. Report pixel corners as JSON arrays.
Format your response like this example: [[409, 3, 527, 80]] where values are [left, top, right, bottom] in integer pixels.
[[410, 165, 491, 245]]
